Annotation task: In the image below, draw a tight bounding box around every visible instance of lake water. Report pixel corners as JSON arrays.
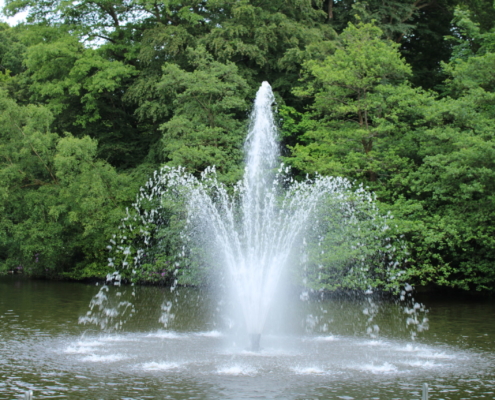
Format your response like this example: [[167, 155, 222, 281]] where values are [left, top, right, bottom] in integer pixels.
[[1, 276, 494, 399]]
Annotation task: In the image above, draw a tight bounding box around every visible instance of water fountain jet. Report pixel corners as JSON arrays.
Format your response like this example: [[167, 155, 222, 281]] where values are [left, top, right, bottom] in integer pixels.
[[101, 81, 407, 346]]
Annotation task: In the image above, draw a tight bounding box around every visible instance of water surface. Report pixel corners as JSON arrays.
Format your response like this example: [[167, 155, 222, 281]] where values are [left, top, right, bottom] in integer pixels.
[[1, 276, 494, 400]]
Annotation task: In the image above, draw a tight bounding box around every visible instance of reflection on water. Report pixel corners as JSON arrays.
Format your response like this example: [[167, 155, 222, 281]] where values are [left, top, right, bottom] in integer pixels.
[[1, 275, 495, 400]]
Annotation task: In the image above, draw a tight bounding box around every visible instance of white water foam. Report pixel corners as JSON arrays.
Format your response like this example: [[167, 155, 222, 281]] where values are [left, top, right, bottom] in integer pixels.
[[80, 354, 129, 362], [312, 335, 338, 342], [140, 361, 182, 371], [359, 339, 386, 346], [404, 360, 443, 369], [64, 346, 97, 354], [75, 340, 105, 347], [292, 366, 326, 375], [146, 330, 183, 339], [217, 365, 257, 376], [357, 362, 398, 374], [63, 339, 106, 354], [417, 351, 457, 360], [99, 335, 138, 342], [195, 330, 223, 338], [393, 344, 456, 360], [396, 344, 423, 352]]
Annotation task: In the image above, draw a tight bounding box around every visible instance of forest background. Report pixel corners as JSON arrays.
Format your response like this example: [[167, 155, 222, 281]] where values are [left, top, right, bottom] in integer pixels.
[[1, 0, 495, 292]]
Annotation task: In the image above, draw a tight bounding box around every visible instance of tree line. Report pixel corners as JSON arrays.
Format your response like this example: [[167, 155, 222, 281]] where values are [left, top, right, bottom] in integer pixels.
[[1, 0, 495, 291]]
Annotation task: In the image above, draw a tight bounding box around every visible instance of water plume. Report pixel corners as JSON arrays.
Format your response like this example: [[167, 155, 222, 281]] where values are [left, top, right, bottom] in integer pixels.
[[85, 82, 410, 344]]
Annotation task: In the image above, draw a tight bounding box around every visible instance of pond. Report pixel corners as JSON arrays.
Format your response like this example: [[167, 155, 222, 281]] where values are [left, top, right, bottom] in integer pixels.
[[1, 275, 494, 400]]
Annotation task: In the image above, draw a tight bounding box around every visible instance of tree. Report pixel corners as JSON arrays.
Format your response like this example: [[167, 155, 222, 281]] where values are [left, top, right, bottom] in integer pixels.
[[288, 21, 495, 290], [0, 23, 26, 78], [0, 88, 139, 278], [399, 11, 495, 290], [157, 47, 250, 182], [323, 0, 495, 90], [290, 22, 417, 187], [19, 30, 150, 168]]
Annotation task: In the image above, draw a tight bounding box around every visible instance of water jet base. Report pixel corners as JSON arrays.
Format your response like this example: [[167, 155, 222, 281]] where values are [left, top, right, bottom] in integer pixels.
[[249, 333, 261, 351]]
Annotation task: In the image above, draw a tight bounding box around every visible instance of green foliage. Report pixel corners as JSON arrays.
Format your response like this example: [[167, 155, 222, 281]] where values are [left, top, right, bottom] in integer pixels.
[[0, 24, 26, 79], [407, 130, 495, 290], [157, 47, 250, 182], [290, 20, 495, 291], [0, 89, 139, 278], [1, 0, 495, 292], [20, 32, 144, 168], [290, 23, 417, 186], [398, 23, 495, 290]]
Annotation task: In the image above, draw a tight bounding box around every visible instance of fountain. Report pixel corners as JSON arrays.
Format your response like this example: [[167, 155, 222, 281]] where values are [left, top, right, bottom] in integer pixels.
[[94, 81, 409, 349]]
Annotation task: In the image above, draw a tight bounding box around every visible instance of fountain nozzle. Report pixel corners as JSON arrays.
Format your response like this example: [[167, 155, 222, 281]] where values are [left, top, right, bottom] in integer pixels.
[[249, 333, 261, 351]]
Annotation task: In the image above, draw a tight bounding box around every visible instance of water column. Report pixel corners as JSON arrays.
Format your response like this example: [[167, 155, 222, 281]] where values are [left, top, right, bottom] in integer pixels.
[[235, 82, 281, 350]]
